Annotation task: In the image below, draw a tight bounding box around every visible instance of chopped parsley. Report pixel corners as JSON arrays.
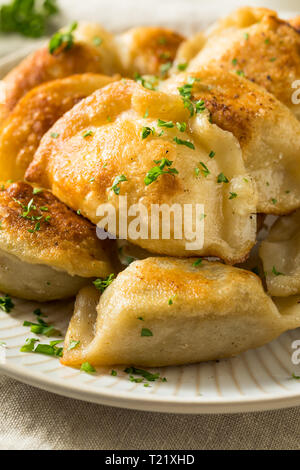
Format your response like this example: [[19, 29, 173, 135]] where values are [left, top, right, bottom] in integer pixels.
[[195, 100, 206, 114], [23, 316, 61, 337], [0, 0, 59, 38], [160, 61, 172, 76], [51, 132, 59, 138], [111, 175, 127, 195], [144, 158, 178, 186], [209, 150, 215, 158], [81, 362, 96, 373], [198, 162, 210, 177], [157, 119, 174, 128], [236, 70, 245, 77], [134, 73, 158, 91], [124, 366, 167, 385], [193, 258, 202, 267], [270, 57, 277, 62], [292, 373, 300, 380], [33, 188, 43, 195], [232, 58, 238, 66], [244, 33, 249, 40], [173, 136, 195, 149], [141, 328, 153, 337], [83, 130, 93, 138], [20, 338, 63, 357], [176, 122, 187, 132], [0, 295, 14, 313], [217, 173, 229, 184], [272, 266, 284, 276], [229, 192, 238, 199], [68, 340, 80, 351], [177, 62, 188, 71], [49, 21, 77, 55], [141, 127, 154, 139], [93, 273, 115, 293], [271, 198, 277, 205], [111, 369, 117, 376]]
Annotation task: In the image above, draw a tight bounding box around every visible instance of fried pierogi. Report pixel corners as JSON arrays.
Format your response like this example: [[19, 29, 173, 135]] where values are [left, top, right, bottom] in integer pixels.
[[61, 258, 300, 368], [185, 7, 300, 118], [0, 182, 113, 301], [0, 74, 118, 181], [26, 79, 257, 264], [162, 69, 300, 215]]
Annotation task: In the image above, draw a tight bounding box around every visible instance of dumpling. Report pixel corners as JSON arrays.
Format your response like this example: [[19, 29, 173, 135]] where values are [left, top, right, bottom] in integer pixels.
[[0, 24, 121, 123], [260, 211, 300, 297], [61, 257, 300, 368], [0, 181, 113, 301], [0, 73, 118, 182], [116, 26, 184, 77], [162, 69, 300, 215], [26, 79, 257, 264], [185, 7, 300, 118], [0, 22, 184, 123]]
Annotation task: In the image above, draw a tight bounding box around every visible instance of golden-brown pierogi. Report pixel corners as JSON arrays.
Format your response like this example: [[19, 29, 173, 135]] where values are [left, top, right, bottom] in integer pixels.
[[0, 73, 118, 181], [62, 258, 300, 368], [26, 79, 257, 264], [162, 69, 300, 215], [0, 181, 113, 301]]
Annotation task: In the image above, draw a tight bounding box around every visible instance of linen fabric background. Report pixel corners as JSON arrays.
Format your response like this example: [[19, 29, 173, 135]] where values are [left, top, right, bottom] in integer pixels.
[[1, 0, 300, 450]]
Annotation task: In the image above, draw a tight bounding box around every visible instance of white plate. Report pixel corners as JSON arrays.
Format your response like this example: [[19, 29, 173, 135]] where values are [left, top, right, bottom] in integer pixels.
[[1, 297, 300, 414], [0, 0, 300, 414]]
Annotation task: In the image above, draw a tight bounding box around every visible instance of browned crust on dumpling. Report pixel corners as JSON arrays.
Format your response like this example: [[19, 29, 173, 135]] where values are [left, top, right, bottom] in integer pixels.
[[0, 181, 113, 277], [0, 73, 118, 181], [120, 27, 185, 76], [1, 43, 108, 121], [191, 14, 300, 113]]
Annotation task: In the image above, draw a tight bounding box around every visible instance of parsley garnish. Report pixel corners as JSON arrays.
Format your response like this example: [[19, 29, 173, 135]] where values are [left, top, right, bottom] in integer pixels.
[[141, 328, 153, 337], [124, 367, 167, 385], [83, 130, 93, 138], [198, 162, 210, 177], [20, 338, 63, 356], [173, 136, 195, 149], [177, 63, 188, 71], [176, 122, 186, 132], [141, 127, 153, 139], [144, 158, 178, 186], [134, 73, 158, 91], [209, 150, 215, 158], [272, 266, 284, 276], [23, 317, 61, 337], [49, 21, 77, 55], [51, 132, 59, 138], [111, 370, 117, 376], [0, 295, 14, 313], [68, 340, 80, 351], [93, 273, 115, 293], [111, 175, 127, 195], [160, 61, 172, 76], [0, 0, 59, 38], [157, 119, 174, 128], [193, 258, 202, 267], [229, 192, 238, 199], [217, 173, 229, 183], [81, 362, 96, 373]]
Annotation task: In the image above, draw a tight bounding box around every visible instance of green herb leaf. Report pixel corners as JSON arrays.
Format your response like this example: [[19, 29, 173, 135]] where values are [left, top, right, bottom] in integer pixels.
[[217, 173, 229, 184], [0, 295, 14, 313], [193, 258, 202, 267], [173, 136, 195, 149], [111, 175, 127, 195], [144, 158, 178, 186], [141, 328, 153, 337], [49, 21, 77, 55], [177, 62, 188, 71], [272, 266, 284, 276], [157, 119, 174, 128], [93, 273, 115, 293], [68, 340, 80, 351], [81, 362, 96, 373]]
